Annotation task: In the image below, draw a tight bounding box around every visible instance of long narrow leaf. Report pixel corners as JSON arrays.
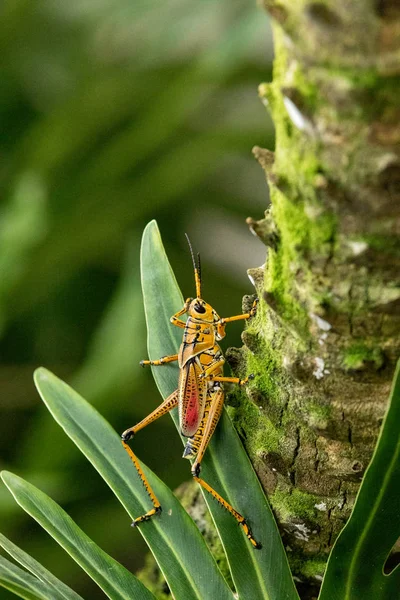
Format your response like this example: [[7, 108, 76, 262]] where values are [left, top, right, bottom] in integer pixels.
[[1, 472, 156, 600], [140, 220, 299, 600], [32, 368, 234, 600], [0, 555, 53, 600], [0, 533, 83, 600], [24, 237, 144, 470], [319, 360, 400, 599]]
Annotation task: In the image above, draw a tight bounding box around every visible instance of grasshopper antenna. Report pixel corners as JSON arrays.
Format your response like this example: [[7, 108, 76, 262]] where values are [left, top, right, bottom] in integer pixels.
[[185, 233, 202, 298], [197, 252, 202, 292]]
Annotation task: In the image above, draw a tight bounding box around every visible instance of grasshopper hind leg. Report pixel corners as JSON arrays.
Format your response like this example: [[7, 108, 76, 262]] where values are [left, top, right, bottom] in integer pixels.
[[122, 438, 163, 526], [193, 469, 261, 549], [122, 389, 178, 527], [189, 385, 262, 549]]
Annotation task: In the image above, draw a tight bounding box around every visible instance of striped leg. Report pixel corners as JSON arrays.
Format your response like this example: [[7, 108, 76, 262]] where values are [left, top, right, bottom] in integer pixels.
[[194, 476, 261, 549], [199, 357, 225, 379], [191, 387, 261, 549], [206, 375, 255, 386], [199, 356, 254, 387], [121, 389, 178, 525], [216, 299, 258, 337], [122, 443, 162, 525], [220, 298, 258, 324], [140, 354, 178, 367], [170, 298, 191, 329]]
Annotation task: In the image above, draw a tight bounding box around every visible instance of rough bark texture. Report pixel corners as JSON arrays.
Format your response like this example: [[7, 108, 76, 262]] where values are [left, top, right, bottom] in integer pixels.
[[138, 4, 400, 598], [225, 1, 400, 595]]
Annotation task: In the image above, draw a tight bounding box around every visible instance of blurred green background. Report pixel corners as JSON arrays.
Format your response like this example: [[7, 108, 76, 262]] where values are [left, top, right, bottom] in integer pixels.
[[0, 0, 274, 597]]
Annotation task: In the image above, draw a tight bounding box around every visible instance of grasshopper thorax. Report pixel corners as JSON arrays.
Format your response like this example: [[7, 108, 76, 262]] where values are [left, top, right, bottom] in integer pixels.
[[187, 298, 218, 323]]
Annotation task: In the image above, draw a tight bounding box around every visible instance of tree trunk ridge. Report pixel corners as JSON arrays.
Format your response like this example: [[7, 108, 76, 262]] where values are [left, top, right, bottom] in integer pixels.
[[227, 1, 400, 592]]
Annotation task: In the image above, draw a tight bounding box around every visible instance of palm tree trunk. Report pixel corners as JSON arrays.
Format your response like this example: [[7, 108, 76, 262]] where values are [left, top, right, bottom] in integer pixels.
[[228, 1, 400, 595]]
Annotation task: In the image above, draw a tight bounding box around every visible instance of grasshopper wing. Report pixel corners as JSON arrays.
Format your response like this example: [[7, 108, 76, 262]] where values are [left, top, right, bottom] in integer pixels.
[[179, 359, 207, 437]]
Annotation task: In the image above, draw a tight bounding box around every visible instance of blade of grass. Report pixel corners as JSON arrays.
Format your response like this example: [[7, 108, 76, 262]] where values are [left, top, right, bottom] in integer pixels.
[[0, 534, 83, 600], [318, 360, 400, 600], [0, 554, 54, 600], [140, 220, 299, 600], [1, 472, 156, 600], [32, 369, 234, 600]]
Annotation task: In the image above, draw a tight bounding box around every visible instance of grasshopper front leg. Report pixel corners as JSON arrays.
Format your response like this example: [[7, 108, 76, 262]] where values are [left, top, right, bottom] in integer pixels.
[[122, 389, 178, 525], [221, 298, 258, 323], [170, 298, 192, 329], [217, 298, 258, 337]]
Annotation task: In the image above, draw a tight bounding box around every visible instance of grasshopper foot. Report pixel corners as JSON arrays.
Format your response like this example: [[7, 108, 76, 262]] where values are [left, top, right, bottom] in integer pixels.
[[121, 429, 135, 442], [240, 519, 262, 549], [191, 462, 201, 477], [249, 297, 259, 318], [131, 506, 162, 527], [240, 373, 255, 386]]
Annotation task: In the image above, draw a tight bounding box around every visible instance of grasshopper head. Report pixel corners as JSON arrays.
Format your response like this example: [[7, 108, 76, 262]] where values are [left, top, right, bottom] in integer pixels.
[[188, 298, 214, 322]]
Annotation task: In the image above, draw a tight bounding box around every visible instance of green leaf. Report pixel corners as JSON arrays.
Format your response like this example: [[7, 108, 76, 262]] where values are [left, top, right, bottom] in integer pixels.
[[23, 237, 145, 470], [32, 368, 234, 600], [1, 472, 156, 600], [0, 554, 53, 600], [319, 360, 400, 600], [0, 533, 83, 600], [71, 238, 145, 402], [140, 220, 299, 600]]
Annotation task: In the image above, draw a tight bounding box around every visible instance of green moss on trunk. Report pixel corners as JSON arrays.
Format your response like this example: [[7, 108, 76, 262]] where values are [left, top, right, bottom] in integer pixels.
[[228, 2, 400, 594]]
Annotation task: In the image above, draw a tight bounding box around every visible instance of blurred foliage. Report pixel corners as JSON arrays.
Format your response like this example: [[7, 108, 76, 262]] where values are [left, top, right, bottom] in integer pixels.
[[0, 0, 273, 597]]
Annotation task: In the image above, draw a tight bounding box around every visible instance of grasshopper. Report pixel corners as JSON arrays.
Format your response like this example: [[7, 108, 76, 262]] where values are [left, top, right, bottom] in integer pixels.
[[122, 236, 261, 549]]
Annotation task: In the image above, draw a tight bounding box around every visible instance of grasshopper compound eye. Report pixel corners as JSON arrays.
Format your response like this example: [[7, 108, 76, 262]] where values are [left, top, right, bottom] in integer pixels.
[[194, 303, 206, 314]]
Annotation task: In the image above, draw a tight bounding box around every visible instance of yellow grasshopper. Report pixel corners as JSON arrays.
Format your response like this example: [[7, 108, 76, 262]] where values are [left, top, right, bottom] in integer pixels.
[[122, 236, 260, 548]]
